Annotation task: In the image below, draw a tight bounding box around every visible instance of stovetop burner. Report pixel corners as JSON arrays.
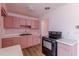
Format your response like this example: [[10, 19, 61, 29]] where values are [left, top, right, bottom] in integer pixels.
[[42, 36, 59, 42], [49, 31, 62, 39]]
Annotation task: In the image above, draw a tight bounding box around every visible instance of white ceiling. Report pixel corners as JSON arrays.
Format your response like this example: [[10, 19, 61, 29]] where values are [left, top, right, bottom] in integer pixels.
[[6, 3, 66, 18]]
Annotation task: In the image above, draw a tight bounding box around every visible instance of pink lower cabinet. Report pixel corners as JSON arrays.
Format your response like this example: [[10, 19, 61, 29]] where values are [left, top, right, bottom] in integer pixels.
[[57, 42, 77, 56], [2, 37, 20, 48], [20, 36, 33, 49], [2, 35, 41, 49], [20, 36, 28, 49], [20, 35, 41, 49], [32, 35, 40, 46], [27, 35, 32, 47]]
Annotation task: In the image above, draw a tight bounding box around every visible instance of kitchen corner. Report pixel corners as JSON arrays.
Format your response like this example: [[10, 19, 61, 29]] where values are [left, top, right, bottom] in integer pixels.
[[0, 3, 41, 50]]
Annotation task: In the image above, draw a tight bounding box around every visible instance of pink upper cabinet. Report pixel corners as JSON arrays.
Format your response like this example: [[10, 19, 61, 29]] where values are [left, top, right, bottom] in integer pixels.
[[4, 13, 40, 29], [4, 16, 25, 29], [19, 18, 26, 26], [19, 18, 32, 28], [4, 16, 14, 28], [31, 20, 40, 29], [13, 16, 20, 28], [25, 19, 31, 26]]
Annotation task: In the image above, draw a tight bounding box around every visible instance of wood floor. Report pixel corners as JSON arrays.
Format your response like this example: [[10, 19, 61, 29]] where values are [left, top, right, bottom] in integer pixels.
[[22, 44, 44, 56]]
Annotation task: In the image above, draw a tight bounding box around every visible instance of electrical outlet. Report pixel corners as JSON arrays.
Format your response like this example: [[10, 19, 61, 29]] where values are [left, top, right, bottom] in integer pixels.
[[76, 25, 79, 29]]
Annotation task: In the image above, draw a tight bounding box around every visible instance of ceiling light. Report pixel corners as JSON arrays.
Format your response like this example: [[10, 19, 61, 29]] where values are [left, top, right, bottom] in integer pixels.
[[45, 7, 50, 10]]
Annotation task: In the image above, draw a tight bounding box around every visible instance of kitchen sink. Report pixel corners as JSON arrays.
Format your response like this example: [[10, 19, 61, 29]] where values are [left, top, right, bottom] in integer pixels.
[[20, 33, 32, 36]]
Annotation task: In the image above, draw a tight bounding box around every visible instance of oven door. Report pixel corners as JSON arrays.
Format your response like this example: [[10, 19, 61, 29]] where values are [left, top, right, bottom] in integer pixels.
[[42, 39, 57, 56], [43, 40, 52, 50]]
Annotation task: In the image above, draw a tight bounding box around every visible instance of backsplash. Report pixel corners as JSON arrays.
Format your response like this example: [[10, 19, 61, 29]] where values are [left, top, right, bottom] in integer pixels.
[[4, 29, 25, 34], [4, 28, 40, 35]]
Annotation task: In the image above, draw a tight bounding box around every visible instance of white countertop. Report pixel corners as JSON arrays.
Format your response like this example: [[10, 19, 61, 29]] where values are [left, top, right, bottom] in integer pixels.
[[0, 33, 40, 39], [0, 45, 23, 56], [56, 39, 77, 46], [0, 34, 20, 39]]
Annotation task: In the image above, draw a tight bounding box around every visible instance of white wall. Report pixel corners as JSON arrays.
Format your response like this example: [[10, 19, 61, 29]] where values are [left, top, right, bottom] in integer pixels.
[[40, 3, 79, 55], [41, 3, 79, 40]]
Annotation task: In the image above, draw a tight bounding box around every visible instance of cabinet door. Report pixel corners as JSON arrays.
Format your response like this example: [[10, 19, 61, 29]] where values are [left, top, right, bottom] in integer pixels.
[[27, 35, 32, 47], [2, 37, 20, 48], [58, 43, 71, 56], [20, 36, 28, 49], [32, 35, 40, 46], [31, 20, 40, 29], [12, 37, 20, 45], [2, 38, 14, 47], [19, 18, 26, 25], [4, 16, 14, 28], [19, 18, 26, 28], [36, 36, 41, 44], [20, 19, 31, 28], [25, 19, 31, 26], [13, 16, 20, 28]]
